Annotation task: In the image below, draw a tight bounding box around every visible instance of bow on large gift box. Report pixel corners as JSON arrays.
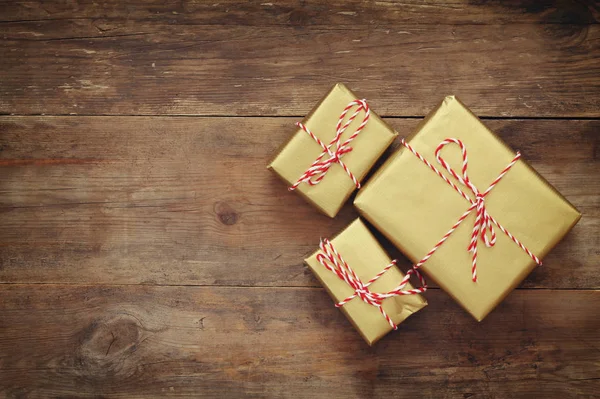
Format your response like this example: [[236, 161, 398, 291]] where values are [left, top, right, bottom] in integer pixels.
[[355, 96, 581, 321]]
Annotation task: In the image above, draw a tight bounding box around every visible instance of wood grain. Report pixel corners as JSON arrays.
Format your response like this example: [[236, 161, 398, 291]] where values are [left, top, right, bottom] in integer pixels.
[[0, 285, 598, 398], [0, 11, 598, 117], [1, 2, 598, 397], [1, 116, 597, 288]]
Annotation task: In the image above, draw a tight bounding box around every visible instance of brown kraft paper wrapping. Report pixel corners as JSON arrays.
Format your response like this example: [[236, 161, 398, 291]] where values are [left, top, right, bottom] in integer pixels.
[[268, 83, 397, 217], [354, 96, 581, 321], [304, 218, 427, 345]]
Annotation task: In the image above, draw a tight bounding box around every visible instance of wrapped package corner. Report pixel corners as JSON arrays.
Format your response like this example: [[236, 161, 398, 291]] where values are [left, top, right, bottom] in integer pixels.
[[267, 83, 398, 217], [355, 95, 581, 321], [304, 218, 427, 345]]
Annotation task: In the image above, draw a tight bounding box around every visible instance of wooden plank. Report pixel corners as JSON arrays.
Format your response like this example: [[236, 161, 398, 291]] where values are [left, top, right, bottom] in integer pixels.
[[0, 285, 598, 398], [1, 1, 598, 25], [0, 21, 598, 117], [0, 116, 597, 288]]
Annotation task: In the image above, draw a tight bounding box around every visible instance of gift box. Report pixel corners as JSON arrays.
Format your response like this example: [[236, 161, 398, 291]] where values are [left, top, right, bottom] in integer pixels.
[[267, 83, 397, 217], [304, 218, 427, 345], [355, 96, 581, 321]]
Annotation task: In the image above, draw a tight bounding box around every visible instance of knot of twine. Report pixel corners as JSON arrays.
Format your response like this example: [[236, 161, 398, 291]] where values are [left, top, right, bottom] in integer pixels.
[[290, 99, 370, 191], [316, 238, 427, 330]]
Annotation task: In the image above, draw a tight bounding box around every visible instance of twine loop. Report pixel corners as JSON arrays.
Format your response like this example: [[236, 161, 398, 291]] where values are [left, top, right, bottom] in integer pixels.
[[290, 99, 370, 191]]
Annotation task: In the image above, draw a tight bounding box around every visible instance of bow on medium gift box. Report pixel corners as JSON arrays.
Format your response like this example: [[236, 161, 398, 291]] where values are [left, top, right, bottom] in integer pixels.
[[305, 219, 427, 346], [355, 96, 581, 321], [268, 83, 397, 217]]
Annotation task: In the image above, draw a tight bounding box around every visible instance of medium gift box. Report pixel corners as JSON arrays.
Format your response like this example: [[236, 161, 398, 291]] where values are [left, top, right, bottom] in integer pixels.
[[355, 96, 581, 321], [304, 218, 427, 345], [268, 83, 397, 217]]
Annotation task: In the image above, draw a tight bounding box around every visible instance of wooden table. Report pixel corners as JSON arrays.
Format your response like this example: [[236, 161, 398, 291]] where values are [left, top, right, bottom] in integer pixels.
[[1, 1, 599, 398]]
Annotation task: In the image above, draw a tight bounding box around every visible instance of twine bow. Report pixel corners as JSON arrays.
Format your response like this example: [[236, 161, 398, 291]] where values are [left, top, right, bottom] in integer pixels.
[[316, 238, 427, 329], [289, 99, 370, 191], [402, 138, 542, 282]]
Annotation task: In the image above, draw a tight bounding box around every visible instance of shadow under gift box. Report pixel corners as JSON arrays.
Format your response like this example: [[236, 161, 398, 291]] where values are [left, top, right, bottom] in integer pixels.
[[304, 218, 427, 346], [355, 96, 581, 322], [267, 83, 397, 218]]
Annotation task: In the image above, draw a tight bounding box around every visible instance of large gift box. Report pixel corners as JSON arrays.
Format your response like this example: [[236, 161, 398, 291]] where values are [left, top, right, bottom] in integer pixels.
[[268, 83, 397, 217], [355, 96, 581, 321], [304, 218, 427, 345]]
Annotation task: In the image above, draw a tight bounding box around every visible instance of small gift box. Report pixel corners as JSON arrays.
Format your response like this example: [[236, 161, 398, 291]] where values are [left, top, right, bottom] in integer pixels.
[[267, 83, 397, 217], [355, 96, 581, 321], [304, 218, 427, 345]]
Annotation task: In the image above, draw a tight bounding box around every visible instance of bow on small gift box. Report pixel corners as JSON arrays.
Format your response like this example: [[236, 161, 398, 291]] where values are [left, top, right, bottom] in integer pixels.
[[289, 99, 370, 191], [317, 236, 427, 330], [305, 219, 427, 346], [268, 83, 397, 217]]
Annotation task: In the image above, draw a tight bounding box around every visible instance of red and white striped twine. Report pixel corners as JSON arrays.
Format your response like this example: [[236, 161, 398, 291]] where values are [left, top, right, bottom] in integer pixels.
[[316, 238, 427, 330], [289, 99, 370, 191], [401, 138, 541, 282]]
